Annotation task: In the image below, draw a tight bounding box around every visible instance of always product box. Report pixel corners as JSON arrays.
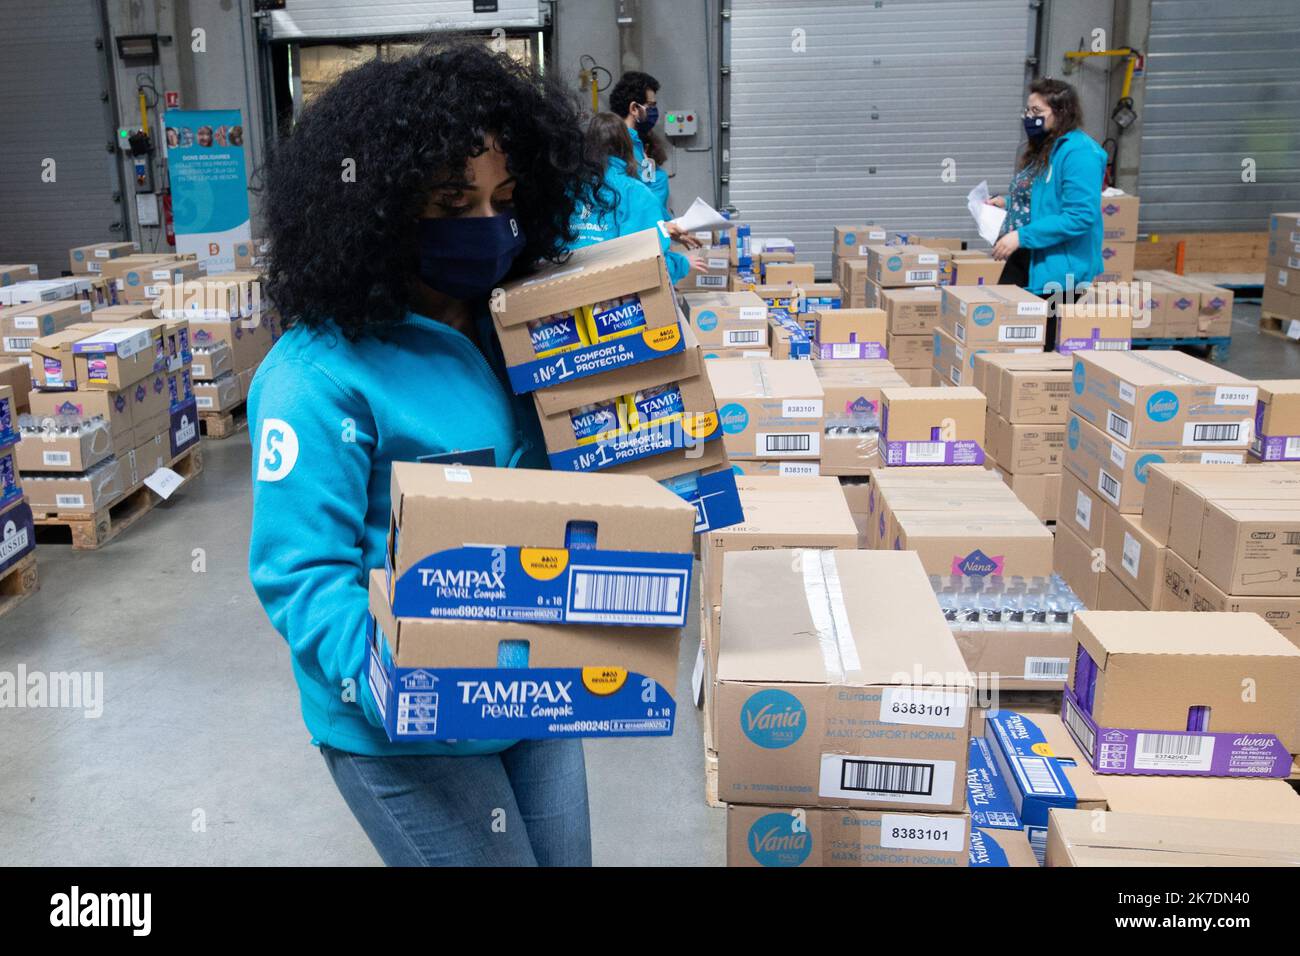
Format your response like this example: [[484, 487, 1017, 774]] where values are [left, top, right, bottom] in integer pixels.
[[532, 339, 721, 473], [813, 308, 887, 360], [833, 224, 889, 259], [707, 359, 824, 461], [22, 456, 123, 514], [1053, 523, 1102, 608], [1046, 809, 1300, 866], [886, 333, 932, 369], [679, 291, 768, 350], [1071, 350, 1257, 450], [367, 570, 681, 742], [29, 386, 133, 449], [603, 438, 743, 535], [940, 285, 1048, 348], [1190, 574, 1300, 642], [0, 300, 93, 355], [880, 386, 986, 466], [878, 286, 942, 334], [68, 242, 136, 274], [1056, 303, 1132, 353], [1252, 380, 1300, 461], [384, 463, 695, 626], [1062, 610, 1300, 777], [490, 230, 684, 393], [892, 512, 1054, 579], [726, 804, 969, 867], [985, 411, 1066, 475], [946, 254, 1003, 287], [716, 549, 973, 811], [866, 244, 943, 288]]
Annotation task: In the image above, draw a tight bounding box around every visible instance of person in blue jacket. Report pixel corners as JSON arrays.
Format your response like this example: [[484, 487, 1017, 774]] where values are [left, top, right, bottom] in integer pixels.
[[247, 43, 605, 866], [991, 78, 1106, 346], [570, 112, 704, 284]]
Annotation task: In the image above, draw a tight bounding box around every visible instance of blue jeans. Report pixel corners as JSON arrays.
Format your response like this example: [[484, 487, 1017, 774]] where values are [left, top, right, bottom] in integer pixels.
[[321, 739, 592, 866]]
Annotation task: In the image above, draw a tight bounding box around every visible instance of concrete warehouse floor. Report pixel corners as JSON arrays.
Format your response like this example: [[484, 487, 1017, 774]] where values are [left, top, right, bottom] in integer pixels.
[[1, 302, 1297, 867]]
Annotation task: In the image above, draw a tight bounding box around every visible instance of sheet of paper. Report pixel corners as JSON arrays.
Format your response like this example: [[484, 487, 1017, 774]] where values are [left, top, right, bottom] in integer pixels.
[[672, 197, 730, 234], [144, 467, 184, 500], [967, 180, 1006, 246]]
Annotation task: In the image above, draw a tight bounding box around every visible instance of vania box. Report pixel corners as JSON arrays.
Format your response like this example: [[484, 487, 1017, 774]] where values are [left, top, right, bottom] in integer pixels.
[[367, 570, 681, 742], [1, 299, 93, 355], [1252, 380, 1300, 461], [940, 285, 1047, 348], [865, 244, 944, 288], [1062, 610, 1300, 777], [0, 264, 39, 287], [532, 337, 721, 473], [727, 804, 969, 867], [706, 358, 824, 461], [679, 291, 768, 349], [1070, 350, 1257, 450], [715, 549, 973, 811], [833, 224, 889, 259], [490, 230, 683, 394], [69, 242, 136, 274], [880, 386, 986, 466], [385, 463, 696, 627]]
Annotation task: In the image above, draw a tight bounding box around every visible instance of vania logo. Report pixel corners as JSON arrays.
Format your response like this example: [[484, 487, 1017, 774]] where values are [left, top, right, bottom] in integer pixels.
[[844, 232, 856, 245], [741, 688, 805, 749], [887, 255, 903, 271], [127, 273, 140, 286], [972, 304, 996, 327], [1145, 390, 1179, 422], [1135, 453, 1164, 484], [696, 309, 718, 331], [953, 548, 1004, 576], [1073, 362, 1086, 395], [748, 812, 812, 867], [719, 403, 749, 434]]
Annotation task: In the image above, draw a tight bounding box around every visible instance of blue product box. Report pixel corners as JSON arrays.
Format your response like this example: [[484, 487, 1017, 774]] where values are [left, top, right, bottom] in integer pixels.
[[965, 736, 1022, 830], [0, 497, 35, 574], [969, 827, 1040, 867]]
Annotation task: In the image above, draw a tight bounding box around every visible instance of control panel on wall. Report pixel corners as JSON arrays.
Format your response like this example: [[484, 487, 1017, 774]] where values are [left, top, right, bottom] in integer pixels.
[[663, 110, 697, 137]]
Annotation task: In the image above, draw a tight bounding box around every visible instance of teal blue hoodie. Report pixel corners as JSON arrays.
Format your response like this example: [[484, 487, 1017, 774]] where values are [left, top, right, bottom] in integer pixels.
[[569, 157, 691, 285], [247, 312, 545, 756], [1016, 129, 1107, 295], [629, 127, 672, 220]]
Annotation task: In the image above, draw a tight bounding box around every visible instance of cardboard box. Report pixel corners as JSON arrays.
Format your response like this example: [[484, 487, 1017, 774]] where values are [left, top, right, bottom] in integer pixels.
[[1054, 523, 1102, 608], [813, 308, 887, 360], [14, 418, 114, 473], [194, 373, 241, 414], [1046, 808, 1300, 866], [1062, 610, 1300, 776], [946, 254, 1003, 287], [726, 804, 969, 867], [1103, 510, 1168, 610], [716, 549, 972, 810], [839, 477, 871, 549], [0, 265, 39, 287], [995, 467, 1061, 520], [966, 735, 1022, 831], [1159, 550, 1196, 612], [866, 480, 1023, 551], [1094, 240, 1135, 283], [1099, 193, 1140, 242], [679, 291, 768, 350], [878, 286, 942, 335], [952, 619, 1076, 692], [0, 360, 31, 413], [1261, 283, 1300, 322], [892, 511, 1054, 578], [115, 260, 207, 304], [30, 327, 93, 390], [28, 386, 133, 451], [940, 285, 1048, 349], [1100, 774, 1300, 825], [885, 332, 931, 369], [602, 438, 743, 535], [681, 247, 731, 292], [232, 237, 271, 272], [1194, 500, 1300, 597], [706, 359, 823, 460], [69, 242, 136, 275], [894, 233, 965, 252], [839, 259, 871, 308], [1252, 380, 1300, 461], [71, 322, 166, 389], [237, 366, 256, 402], [0, 300, 94, 355], [125, 369, 172, 447], [491, 231, 683, 393], [762, 262, 815, 287], [879, 386, 985, 466], [1140, 461, 1265, 545], [189, 342, 234, 382], [368, 569, 681, 742], [1058, 467, 1107, 551], [384, 462, 695, 626], [932, 327, 1036, 389], [22, 455, 123, 514], [1096, 568, 1148, 610], [813, 359, 903, 477], [832, 224, 888, 259], [896, 367, 932, 387], [1056, 303, 1133, 354], [865, 244, 943, 288], [0, 441, 19, 506], [1191, 573, 1300, 644], [981, 353, 1073, 423], [985, 412, 1065, 475], [129, 431, 170, 491], [1164, 472, 1300, 564]]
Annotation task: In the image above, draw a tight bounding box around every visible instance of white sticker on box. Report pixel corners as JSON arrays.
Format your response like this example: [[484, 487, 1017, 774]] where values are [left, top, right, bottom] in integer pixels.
[[443, 467, 472, 483], [949, 365, 961, 386], [93, 249, 110, 258], [880, 813, 965, 852], [1132, 733, 1215, 772], [696, 275, 727, 288], [782, 399, 822, 418], [1279, 270, 1289, 287], [1017, 300, 1049, 317], [1122, 531, 1141, 577], [196, 396, 213, 409], [1213, 385, 1257, 407], [1074, 490, 1093, 530], [151, 269, 173, 281], [818, 754, 956, 807], [144, 285, 163, 296], [87, 263, 102, 273], [959, 302, 969, 316], [756, 431, 818, 457], [738, 307, 766, 322], [192, 362, 207, 377], [954, 323, 966, 343], [954, 342, 965, 360], [1182, 419, 1249, 447], [3, 337, 33, 352], [1118, 381, 1136, 405], [707, 257, 728, 270], [115, 279, 125, 291], [56, 494, 85, 508], [1097, 468, 1121, 506], [1109, 441, 1127, 468], [1290, 320, 1300, 340], [43, 451, 72, 467], [79, 301, 92, 314], [1199, 451, 1244, 465], [1106, 410, 1133, 443], [1024, 657, 1071, 681], [724, 328, 764, 347], [999, 324, 1043, 343], [880, 688, 968, 728], [905, 270, 937, 283], [917, 254, 940, 266], [778, 461, 820, 477], [12, 317, 37, 331]]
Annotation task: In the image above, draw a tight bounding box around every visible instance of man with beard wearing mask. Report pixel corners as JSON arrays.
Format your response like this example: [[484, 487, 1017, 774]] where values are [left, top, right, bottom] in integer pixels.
[[247, 43, 605, 867]]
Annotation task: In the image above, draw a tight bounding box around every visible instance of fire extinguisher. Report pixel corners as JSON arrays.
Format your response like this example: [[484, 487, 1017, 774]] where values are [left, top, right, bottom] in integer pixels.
[[162, 189, 176, 248]]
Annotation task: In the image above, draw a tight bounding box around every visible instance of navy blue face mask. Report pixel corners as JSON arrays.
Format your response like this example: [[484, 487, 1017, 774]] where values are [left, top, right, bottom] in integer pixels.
[[636, 104, 659, 136], [1023, 113, 1047, 142], [417, 212, 526, 301]]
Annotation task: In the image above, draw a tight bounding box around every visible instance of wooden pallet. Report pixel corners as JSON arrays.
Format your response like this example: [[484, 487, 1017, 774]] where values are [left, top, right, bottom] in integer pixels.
[[199, 400, 248, 440], [1133, 232, 1269, 274], [702, 690, 723, 809], [33, 446, 204, 550], [1131, 335, 1232, 363], [1260, 311, 1300, 341], [0, 553, 39, 618]]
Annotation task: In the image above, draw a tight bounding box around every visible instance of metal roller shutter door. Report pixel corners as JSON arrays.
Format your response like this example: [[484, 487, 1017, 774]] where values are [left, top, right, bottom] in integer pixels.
[[268, 0, 542, 40], [724, 0, 1033, 275]]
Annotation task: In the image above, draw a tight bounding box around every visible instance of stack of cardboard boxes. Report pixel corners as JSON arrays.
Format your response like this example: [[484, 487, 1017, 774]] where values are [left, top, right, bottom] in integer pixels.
[[933, 285, 1047, 388], [492, 230, 741, 532], [974, 352, 1073, 520], [679, 291, 770, 360], [707, 357, 822, 477], [831, 223, 888, 304], [1262, 211, 1300, 335], [1054, 350, 1257, 611], [877, 286, 941, 386], [1097, 190, 1140, 284], [1, 298, 95, 369], [877, 385, 987, 469], [68, 241, 139, 277], [1123, 270, 1233, 341], [810, 357, 907, 477]]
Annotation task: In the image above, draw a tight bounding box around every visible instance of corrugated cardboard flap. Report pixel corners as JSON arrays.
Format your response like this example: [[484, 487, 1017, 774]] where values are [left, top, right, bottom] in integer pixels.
[[706, 358, 823, 400], [1049, 809, 1300, 865], [718, 476, 856, 536], [881, 385, 984, 406], [1074, 610, 1300, 670], [1077, 348, 1248, 387]]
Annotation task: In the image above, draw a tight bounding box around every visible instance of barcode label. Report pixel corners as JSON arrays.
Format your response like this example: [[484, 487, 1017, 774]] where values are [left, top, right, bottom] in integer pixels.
[[1133, 733, 1215, 771], [1074, 491, 1092, 531], [842, 759, 934, 795], [757, 432, 818, 457], [725, 328, 763, 346], [1109, 442, 1127, 468], [1093, 339, 1130, 350], [568, 568, 686, 625], [1017, 300, 1049, 317], [696, 275, 726, 288], [12, 317, 37, 331], [905, 441, 946, 464], [44, 451, 72, 466], [1185, 421, 1246, 446], [56, 493, 86, 508], [196, 396, 214, 409], [1024, 657, 1070, 681], [954, 323, 966, 343], [831, 343, 860, 358], [3, 337, 34, 351], [1284, 532, 1300, 545], [1118, 381, 1136, 404], [880, 813, 965, 852], [1013, 755, 1065, 797], [1106, 410, 1131, 442], [1122, 532, 1141, 577], [999, 325, 1043, 342], [1097, 469, 1121, 506], [94, 249, 110, 258], [1199, 452, 1244, 465], [905, 269, 937, 283], [1063, 696, 1097, 761], [819, 754, 956, 806]]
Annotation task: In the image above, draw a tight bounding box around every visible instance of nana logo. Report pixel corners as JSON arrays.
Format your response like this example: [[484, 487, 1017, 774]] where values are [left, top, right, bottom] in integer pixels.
[[748, 812, 812, 867], [256, 418, 299, 482], [456, 679, 572, 705], [953, 548, 1003, 577], [719, 403, 749, 434], [1145, 390, 1179, 422], [741, 688, 805, 748]]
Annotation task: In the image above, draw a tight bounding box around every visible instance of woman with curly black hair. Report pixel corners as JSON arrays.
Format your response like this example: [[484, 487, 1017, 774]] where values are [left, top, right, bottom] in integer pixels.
[[247, 42, 604, 866]]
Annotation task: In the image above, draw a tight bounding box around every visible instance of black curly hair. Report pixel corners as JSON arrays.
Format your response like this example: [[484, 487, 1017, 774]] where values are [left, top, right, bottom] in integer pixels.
[[609, 71, 659, 119], [262, 42, 602, 337]]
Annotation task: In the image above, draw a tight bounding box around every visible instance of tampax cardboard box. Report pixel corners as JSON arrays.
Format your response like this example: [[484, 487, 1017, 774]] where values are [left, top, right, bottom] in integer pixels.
[[813, 308, 887, 360], [14, 418, 114, 473], [491, 230, 684, 393], [1046, 809, 1300, 866], [1252, 380, 1300, 461], [762, 262, 815, 287], [878, 286, 942, 334], [1054, 523, 1102, 608], [384, 463, 696, 626], [879, 386, 986, 466], [946, 253, 1003, 287], [368, 570, 681, 742], [532, 338, 721, 473], [716, 548, 973, 811], [891, 511, 1054, 579], [194, 373, 241, 414], [0, 300, 94, 355], [985, 411, 1065, 475], [1059, 467, 1108, 550], [995, 467, 1061, 522], [1062, 610, 1300, 777], [765, 311, 811, 360], [679, 291, 768, 350], [866, 244, 943, 288], [22, 456, 124, 514], [1159, 550, 1196, 611], [602, 437, 743, 535], [940, 284, 1048, 349], [1096, 241, 1136, 283], [69, 242, 136, 275], [29, 386, 133, 450], [965, 736, 1022, 831], [189, 342, 234, 382], [1194, 500, 1300, 597], [0, 264, 39, 287], [832, 224, 888, 260], [1099, 192, 1140, 242], [1056, 303, 1133, 353], [1103, 510, 1168, 610], [727, 804, 969, 867], [885, 333, 932, 369], [1191, 573, 1300, 644], [707, 358, 823, 461]]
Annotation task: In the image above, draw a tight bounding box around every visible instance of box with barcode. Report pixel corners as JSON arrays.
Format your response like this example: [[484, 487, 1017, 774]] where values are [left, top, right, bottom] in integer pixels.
[[705, 358, 824, 461], [0, 264, 39, 287], [14, 418, 114, 473], [866, 244, 945, 288], [879, 386, 986, 466], [1062, 610, 1300, 778], [726, 804, 970, 867], [602, 438, 743, 535], [385, 462, 696, 627], [1071, 350, 1257, 450], [1047, 808, 1300, 866], [1057, 302, 1133, 354], [813, 308, 887, 360], [367, 570, 681, 743], [985, 410, 1065, 475], [1252, 380, 1300, 462], [0, 299, 93, 356], [833, 224, 888, 260], [951, 608, 1076, 692], [22, 456, 124, 515], [679, 290, 768, 350], [112, 258, 205, 304], [682, 247, 731, 291], [715, 548, 972, 811], [976, 352, 1072, 424], [940, 285, 1047, 349]]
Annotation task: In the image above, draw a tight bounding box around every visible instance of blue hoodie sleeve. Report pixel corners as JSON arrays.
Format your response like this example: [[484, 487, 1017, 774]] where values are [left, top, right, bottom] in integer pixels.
[[247, 358, 384, 728], [613, 174, 691, 284], [1018, 138, 1104, 251]]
